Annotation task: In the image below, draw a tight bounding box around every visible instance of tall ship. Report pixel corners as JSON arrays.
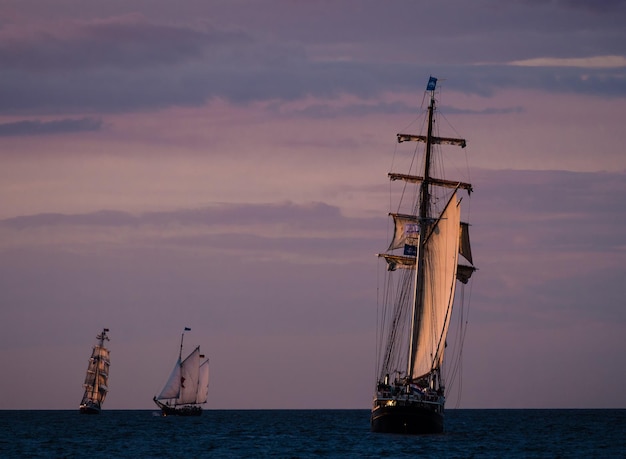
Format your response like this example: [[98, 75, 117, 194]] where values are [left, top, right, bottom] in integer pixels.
[[371, 77, 476, 434], [79, 328, 111, 414], [153, 327, 210, 416]]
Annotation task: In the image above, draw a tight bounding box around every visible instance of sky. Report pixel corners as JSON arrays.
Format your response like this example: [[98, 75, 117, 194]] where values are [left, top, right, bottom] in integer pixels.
[[0, 0, 625, 410]]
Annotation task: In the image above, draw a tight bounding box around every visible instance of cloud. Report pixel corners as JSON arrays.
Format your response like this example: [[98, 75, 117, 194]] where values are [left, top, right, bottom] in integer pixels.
[[284, 101, 416, 119], [273, 97, 524, 118], [0, 202, 347, 230], [0, 202, 382, 263], [1, 4, 626, 115], [4, 168, 624, 240], [0, 14, 249, 72], [475, 169, 626, 253], [556, 0, 626, 13], [3, 169, 624, 267], [442, 105, 524, 116], [508, 55, 626, 68], [0, 117, 102, 136]]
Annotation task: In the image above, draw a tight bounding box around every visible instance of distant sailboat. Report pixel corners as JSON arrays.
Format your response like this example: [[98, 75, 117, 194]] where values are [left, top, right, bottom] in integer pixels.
[[371, 77, 476, 434], [79, 328, 110, 414], [153, 327, 210, 416]]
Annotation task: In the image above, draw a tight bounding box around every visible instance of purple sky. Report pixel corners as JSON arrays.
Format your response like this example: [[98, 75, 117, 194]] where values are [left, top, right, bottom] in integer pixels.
[[1, 0, 625, 409]]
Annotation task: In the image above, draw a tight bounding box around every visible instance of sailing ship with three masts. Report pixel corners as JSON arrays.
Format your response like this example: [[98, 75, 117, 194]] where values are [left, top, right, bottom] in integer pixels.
[[153, 327, 210, 416], [79, 328, 111, 414], [371, 77, 476, 434]]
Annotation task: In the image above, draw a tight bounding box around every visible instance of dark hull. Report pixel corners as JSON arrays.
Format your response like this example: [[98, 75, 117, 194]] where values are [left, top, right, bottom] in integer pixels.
[[79, 402, 101, 415], [153, 398, 202, 416], [371, 404, 443, 434], [159, 405, 202, 417]]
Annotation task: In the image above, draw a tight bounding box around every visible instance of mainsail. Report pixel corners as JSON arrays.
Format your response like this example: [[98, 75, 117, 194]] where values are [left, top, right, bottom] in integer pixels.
[[411, 193, 461, 380], [80, 328, 110, 414]]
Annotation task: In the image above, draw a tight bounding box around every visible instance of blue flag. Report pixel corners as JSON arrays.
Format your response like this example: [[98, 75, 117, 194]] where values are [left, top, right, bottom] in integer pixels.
[[426, 76, 437, 91]]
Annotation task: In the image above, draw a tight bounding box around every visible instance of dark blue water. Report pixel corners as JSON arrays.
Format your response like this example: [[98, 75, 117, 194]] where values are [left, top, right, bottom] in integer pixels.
[[1, 409, 624, 458]]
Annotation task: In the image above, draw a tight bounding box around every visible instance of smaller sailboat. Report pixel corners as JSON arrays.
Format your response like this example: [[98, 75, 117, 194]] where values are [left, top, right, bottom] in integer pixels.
[[153, 327, 210, 416], [79, 328, 110, 414]]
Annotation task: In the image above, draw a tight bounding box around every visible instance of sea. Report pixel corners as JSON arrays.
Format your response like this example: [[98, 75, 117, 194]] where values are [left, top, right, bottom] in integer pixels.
[[0, 409, 624, 458]]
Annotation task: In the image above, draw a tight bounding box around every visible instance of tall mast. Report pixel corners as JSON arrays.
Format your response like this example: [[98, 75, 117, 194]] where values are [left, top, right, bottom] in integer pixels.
[[179, 327, 192, 358], [175, 327, 190, 406], [421, 87, 436, 220], [407, 79, 437, 380], [179, 331, 185, 361]]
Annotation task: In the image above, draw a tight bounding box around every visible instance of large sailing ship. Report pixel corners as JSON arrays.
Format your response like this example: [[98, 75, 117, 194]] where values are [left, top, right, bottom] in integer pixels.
[[79, 328, 110, 414], [371, 77, 476, 434], [153, 328, 210, 416]]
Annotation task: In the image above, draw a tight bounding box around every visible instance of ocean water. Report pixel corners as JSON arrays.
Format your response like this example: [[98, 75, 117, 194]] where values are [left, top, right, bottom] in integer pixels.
[[0, 409, 624, 458]]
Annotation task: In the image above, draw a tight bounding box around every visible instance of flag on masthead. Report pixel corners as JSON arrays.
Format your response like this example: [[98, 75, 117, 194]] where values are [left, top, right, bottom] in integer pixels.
[[426, 76, 437, 91]]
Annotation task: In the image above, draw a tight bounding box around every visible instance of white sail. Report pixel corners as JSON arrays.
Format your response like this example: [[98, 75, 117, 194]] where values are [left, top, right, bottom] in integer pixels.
[[388, 213, 420, 251], [178, 347, 201, 404], [411, 193, 461, 380], [157, 358, 182, 400], [196, 359, 210, 404]]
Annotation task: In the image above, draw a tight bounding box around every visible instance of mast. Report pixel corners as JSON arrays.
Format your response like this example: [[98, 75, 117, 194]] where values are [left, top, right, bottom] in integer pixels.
[[407, 79, 436, 380], [179, 328, 187, 361], [402, 77, 467, 385], [177, 327, 191, 406]]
